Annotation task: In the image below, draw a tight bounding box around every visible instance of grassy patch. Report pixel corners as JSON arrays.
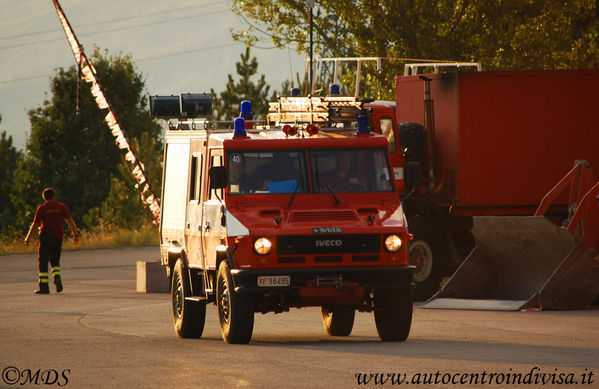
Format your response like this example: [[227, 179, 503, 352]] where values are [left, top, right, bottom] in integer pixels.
[[0, 223, 159, 256]]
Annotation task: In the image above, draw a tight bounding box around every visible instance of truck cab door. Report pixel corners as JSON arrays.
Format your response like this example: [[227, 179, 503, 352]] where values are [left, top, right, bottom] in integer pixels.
[[368, 105, 405, 194], [202, 149, 226, 270], [379, 116, 405, 194], [185, 150, 204, 267]]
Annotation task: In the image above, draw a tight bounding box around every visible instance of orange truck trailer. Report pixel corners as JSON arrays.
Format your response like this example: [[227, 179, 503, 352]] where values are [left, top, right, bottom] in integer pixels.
[[309, 61, 599, 304], [392, 68, 599, 304]]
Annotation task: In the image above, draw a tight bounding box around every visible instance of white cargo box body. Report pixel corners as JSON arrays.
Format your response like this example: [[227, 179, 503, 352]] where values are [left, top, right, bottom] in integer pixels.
[[160, 131, 215, 270], [161, 138, 190, 246]]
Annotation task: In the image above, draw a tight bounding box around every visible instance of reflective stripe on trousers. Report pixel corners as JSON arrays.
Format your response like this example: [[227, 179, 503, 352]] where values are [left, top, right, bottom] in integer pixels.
[[39, 272, 49, 284]]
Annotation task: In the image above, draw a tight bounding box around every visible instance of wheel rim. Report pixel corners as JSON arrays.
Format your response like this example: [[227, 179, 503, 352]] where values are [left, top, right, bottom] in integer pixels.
[[173, 275, 184, 320], [409, 240, 433, 282], [219, 278, 230, 326]]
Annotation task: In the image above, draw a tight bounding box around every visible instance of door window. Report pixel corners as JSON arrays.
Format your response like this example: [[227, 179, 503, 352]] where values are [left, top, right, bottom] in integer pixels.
[[380, 117, 397, 153], [189, 153, 203, 203]]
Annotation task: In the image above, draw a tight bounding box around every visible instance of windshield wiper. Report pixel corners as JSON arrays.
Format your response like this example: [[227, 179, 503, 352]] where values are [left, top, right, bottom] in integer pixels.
[[288, 181, 300, 208], [314, 157, 340, 205], [288, 159, 306, 208], [317, 174, 340, 205]]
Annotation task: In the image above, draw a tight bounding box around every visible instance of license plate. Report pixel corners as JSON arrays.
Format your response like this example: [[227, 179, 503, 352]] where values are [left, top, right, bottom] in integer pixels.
[[257, 275, 290, 287]]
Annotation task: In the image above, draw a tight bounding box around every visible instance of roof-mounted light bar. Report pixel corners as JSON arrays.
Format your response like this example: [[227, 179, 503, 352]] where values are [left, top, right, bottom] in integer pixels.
[[149, 95, 180, 119], [234, 117, 247, 138], [240, 100, 253, 120], [149, 93, 213, 119], [357, 114, 370, 135], [181, 93, 212, 118]]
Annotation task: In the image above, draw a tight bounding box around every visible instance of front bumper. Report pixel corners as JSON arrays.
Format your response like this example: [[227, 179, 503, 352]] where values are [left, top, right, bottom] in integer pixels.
[[230, 266, 415, 295]]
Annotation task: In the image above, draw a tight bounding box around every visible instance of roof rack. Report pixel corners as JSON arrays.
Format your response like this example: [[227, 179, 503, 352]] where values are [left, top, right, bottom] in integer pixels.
[[403, 62, 482, 76], [167, 119, 270, 132], [308, 57, 470, 97], [267, 96, 365, 126]]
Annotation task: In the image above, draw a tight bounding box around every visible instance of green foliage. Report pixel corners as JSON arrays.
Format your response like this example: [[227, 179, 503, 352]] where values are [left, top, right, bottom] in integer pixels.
[[0, 118, 23, 232], [1, 222, 159, 256], [10, 48, 162, 231], [281, 72, 310, 97], [211, 47, 273, 120], [84, 134, 162, 228], [232, 0, 599, 100]]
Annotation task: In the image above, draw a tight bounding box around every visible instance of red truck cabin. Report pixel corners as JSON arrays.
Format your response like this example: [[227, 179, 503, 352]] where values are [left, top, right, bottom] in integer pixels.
[[202, 130, 412, 312]]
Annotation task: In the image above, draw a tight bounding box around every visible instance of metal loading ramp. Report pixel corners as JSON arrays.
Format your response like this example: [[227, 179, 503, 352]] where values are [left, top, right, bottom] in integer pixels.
[[423, 216, 599, 311]]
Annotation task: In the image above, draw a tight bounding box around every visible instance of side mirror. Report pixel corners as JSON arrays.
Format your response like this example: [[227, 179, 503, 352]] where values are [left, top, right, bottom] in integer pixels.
[[209, 166, 227, 189]]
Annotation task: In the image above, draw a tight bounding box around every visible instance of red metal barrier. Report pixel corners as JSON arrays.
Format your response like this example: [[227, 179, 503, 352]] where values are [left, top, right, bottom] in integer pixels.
[[535, 160, 598, 253], [567, 182, 599, 252]]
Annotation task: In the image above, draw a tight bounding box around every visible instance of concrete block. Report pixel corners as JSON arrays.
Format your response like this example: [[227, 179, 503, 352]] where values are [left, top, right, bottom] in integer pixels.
[[137, 261, 169, 293]]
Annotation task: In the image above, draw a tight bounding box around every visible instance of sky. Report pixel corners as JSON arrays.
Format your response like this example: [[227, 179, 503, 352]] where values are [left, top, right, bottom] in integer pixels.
[[0, 0, 306, 150]]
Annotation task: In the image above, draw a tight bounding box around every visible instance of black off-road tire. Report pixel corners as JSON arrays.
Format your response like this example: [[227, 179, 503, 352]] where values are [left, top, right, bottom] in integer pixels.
[[407, 219, 444, 301], [320, 305, 355, 336], [373, 289, 413, 342], [216, 261, 254, 344], [171, 259, 206, 338]]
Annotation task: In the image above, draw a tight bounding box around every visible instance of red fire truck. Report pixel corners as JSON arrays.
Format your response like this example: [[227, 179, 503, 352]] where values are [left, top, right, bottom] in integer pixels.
[[152, 95, 414, 343]]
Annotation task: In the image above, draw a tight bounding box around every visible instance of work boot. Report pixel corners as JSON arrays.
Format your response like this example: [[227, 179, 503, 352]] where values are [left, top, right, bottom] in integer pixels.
[[35, 283, 50, 294], [54, 275, 63, 293]]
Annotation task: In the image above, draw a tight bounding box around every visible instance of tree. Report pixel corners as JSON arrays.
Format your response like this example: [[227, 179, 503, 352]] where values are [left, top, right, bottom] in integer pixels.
[[211, 47, 273, 120], [0, 115, 23, 234], [10, 48, 163, 231], [83, 133, 162, 229], [232, 0, 599, 99]]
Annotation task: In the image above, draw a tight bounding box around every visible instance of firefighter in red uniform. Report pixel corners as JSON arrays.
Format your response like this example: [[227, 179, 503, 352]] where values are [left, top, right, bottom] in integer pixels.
[[24, 188, 79, 294]]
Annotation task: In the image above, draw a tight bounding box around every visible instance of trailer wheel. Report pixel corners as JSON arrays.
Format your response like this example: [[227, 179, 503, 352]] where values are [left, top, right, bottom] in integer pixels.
[[373, 289, 413, 342], [216, 261, 254, 344], [171, 259, 206, 338], [320, 305, 355, 336], [407, 219, 444, 301]]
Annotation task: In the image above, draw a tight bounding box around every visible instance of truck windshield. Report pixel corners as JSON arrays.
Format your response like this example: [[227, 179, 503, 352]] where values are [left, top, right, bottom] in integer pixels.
[[228, 150, 307, 195], [310, 148, 394, 193]]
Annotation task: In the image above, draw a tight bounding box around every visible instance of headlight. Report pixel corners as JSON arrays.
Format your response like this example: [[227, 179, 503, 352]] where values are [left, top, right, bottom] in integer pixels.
[[254, 237, 272, 255], [384, 234, 402, 252]]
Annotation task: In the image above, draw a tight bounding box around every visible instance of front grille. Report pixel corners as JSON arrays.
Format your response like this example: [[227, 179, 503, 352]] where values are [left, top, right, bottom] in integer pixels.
[[315, 256, 342, 262], [277, 256, 305, 263], [352, 255, 379, 262], [277, 234, 380, 255], [289, 210, 358, 222]]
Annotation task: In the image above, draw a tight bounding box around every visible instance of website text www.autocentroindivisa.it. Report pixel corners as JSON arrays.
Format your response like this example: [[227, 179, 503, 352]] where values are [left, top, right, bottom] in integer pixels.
[[354, 367, 595, 386]]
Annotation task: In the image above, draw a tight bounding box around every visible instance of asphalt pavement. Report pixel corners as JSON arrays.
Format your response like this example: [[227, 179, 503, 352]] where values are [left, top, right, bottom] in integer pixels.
[[1, 247, 598, 389]]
